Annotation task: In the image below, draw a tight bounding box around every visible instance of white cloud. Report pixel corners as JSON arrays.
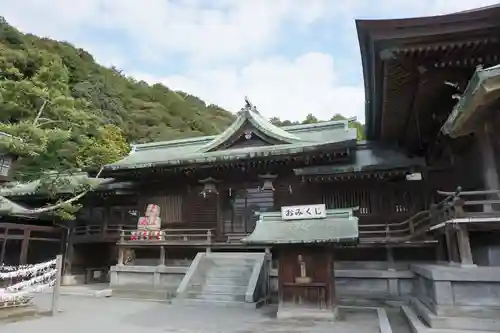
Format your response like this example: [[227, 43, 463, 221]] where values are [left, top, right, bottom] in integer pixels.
[[132, 52, 365, 122], [2, 0, 500, 124]]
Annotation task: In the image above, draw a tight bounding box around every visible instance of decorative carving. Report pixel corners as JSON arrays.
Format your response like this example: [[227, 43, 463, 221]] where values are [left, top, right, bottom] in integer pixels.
[[124, 249, 135, 265], [239, 96, 259, 115], [258, 173, 277, 191], [199, 177, 219, 198], [244, 131, 253, 140]]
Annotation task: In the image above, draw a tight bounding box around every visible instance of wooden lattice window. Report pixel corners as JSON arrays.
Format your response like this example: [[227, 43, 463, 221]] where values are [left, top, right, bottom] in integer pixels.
[[322, 188, 372, 215], [144, 195, 183, 224]]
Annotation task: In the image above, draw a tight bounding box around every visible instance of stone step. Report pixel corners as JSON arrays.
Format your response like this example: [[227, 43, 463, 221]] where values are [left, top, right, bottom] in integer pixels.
[[198, 284, 248, 294], [409, 298, 500, 332], [111, 288, 172, 301], [203, 276, 250, 284], [186, 291, 246, 302], [401, 305, 496, 333], [172, 298, 258, 309], [205, 269, 252, 278], [207, 262, 254, 269]]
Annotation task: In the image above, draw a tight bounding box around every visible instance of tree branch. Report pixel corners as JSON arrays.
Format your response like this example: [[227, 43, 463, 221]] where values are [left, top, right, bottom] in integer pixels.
[[1, 166, 104, 216], [32, 99, 48, 127]]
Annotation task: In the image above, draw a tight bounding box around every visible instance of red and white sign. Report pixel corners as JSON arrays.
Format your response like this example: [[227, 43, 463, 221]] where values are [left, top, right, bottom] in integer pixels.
[[130, 230, 163, 241]]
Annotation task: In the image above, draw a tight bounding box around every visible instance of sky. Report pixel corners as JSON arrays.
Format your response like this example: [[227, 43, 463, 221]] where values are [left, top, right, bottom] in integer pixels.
[[2, 0, 499, 123]]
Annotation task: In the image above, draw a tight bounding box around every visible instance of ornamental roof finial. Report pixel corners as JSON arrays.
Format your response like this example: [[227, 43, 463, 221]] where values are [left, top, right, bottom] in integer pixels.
[[240, 96, 259, 115]]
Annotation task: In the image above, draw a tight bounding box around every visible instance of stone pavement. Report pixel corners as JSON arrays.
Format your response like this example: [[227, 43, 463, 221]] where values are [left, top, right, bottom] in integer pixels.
[[0, 295, 383, 333]]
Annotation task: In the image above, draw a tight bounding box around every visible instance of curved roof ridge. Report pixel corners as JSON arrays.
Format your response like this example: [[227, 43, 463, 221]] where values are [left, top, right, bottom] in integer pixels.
[[199, 100, 301, 152]]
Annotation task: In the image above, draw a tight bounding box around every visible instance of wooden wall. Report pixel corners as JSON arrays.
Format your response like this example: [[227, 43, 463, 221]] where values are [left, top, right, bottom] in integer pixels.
[[78, 172, 431, 235]]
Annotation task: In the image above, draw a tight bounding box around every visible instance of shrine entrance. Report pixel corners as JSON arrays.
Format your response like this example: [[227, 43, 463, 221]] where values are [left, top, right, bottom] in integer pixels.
[[278, 246, 335, 311]]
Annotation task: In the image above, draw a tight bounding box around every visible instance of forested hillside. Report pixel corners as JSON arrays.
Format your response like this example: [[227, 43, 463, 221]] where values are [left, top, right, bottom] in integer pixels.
[[0, 17, 365, 184]]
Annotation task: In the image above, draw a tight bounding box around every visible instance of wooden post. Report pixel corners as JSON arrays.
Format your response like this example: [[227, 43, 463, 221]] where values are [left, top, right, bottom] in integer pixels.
[[51, 254, 63, 316], [206, 230, 212, 253], [444, 226, 459, 264], [19, 229, 30, 265], [457, 225, 474, 266], [0, 228, 8, 264], [64, 228, 74, 277], [117, 247, 124, 266], [159, 246, 165, 266], [265, 247, 271, 300], [386, 246, 395, 270]]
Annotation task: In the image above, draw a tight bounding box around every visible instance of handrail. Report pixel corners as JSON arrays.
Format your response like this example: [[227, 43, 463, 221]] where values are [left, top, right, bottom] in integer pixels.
[[359, 186, 462, 241], [437, 187, 500, 214]]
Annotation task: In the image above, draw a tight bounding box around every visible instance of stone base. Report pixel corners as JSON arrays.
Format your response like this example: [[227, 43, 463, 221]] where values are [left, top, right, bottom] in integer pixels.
[[410, 264, 500, 332], [277, 304, 339, 320], [62, 274, 85, 286]]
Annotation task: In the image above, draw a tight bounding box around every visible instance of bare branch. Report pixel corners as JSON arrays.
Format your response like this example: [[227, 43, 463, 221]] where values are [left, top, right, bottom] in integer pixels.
[[32, 99, 48, 127]]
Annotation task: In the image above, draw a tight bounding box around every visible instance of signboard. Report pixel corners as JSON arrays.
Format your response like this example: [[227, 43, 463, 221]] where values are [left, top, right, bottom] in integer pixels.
[[281, 204, 326, 221]]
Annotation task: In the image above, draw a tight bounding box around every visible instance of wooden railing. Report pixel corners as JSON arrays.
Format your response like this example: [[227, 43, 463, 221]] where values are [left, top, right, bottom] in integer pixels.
[[72, 224, 137, 242], [436, 188, 500, 217], [118, 228, 214, 245], [359, 187, 461, 242]]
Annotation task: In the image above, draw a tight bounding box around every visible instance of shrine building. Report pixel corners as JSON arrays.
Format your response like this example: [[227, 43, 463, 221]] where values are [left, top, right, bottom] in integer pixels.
[[2, 4, 500, 328]]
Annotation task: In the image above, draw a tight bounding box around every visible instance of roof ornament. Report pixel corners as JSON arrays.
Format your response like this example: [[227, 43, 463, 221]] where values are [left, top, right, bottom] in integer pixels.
[[239, 96, 259, 115]]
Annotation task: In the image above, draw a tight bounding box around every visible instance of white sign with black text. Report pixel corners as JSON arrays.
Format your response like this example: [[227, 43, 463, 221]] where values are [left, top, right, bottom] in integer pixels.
[[281, 204, 326, 221]]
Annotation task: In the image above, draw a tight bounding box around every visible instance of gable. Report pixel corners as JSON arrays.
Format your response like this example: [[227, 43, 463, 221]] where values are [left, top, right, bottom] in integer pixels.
[[201, 99, 302, 152]]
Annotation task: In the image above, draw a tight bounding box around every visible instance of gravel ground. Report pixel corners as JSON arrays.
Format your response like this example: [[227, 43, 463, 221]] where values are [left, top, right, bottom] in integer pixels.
[[0, 295, 383, 333]]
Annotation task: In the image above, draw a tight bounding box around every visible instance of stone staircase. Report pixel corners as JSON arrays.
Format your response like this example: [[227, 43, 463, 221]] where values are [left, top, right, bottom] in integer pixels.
[[175, 252, 267, 307]]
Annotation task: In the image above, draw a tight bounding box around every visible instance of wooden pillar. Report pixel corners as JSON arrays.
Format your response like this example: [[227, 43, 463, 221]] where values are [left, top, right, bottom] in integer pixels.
[[0, 228, 8, 264], [478, 122, 500, 200], [19, 229, 30, 265], [386, 246, 395, 270], [215, 192, 222, 240], [159, 246, 165, 266], [327, 246, 336, 309], [436, 235, 446, 262], [64, 228, 74, 276], [117, 247, 124, 265], [444, 226, 460, 264], [456, 225, 474, 266]]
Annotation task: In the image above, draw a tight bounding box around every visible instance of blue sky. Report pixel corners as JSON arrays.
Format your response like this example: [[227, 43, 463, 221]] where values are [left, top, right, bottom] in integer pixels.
[[2, 0, 498, 123]]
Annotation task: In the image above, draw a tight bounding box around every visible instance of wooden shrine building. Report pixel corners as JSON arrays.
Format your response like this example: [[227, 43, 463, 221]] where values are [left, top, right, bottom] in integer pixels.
[[3, 7, 500, 326]]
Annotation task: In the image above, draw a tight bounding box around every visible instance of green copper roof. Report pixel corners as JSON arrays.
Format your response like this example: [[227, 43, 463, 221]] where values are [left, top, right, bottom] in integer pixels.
[[105, 101, 357, 170], [242, 208, 359, 245], [294, 141, 425, 176], [0, 172, 114, 197], [0, 197, 39, 216], [201, 103, 301, 152], [442, 64, 500, 138]]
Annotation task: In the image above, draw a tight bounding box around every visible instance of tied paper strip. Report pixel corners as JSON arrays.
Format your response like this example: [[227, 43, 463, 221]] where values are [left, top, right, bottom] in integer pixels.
[[0, 257, 58, 303], [6, 269, 56, 291], [0, 280, 55, 302], [0, 259, 56, 279]]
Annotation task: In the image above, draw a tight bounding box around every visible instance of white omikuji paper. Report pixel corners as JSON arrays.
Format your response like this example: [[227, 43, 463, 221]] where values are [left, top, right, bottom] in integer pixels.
[[0, 259, 56, 279], [0, 258, 57, 302]]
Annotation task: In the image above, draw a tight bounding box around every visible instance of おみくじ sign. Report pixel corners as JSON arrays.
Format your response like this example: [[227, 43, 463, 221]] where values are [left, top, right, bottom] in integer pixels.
[[281, 204, 326, 220]]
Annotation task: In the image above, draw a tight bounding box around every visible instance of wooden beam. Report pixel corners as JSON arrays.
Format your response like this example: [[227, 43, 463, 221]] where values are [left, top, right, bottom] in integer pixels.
[[0, 234, 60, 242], [0, 222, 58, 233]]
